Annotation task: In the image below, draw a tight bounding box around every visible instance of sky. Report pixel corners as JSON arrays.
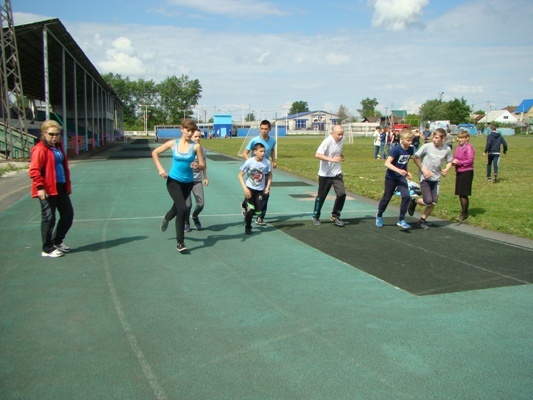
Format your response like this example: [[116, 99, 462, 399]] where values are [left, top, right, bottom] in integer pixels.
[[11, 0, 533, 120]]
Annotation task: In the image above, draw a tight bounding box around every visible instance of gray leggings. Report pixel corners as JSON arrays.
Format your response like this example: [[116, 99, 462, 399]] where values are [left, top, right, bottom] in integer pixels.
[[185, 181, 205, 221]]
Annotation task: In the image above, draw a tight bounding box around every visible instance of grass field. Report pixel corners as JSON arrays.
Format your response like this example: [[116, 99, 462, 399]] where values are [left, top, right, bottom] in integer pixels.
[[203, 134, 533, 240]]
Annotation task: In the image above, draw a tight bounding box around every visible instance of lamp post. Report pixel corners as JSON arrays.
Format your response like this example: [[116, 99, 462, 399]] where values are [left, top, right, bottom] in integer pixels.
[[140, 104, 154, 136]]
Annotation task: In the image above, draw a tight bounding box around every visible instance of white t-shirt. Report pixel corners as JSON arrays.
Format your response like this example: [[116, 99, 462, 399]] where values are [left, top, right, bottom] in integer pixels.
[[316, 135, 345, 177]]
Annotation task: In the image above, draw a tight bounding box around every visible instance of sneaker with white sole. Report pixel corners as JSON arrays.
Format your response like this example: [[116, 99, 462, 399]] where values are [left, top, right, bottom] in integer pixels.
[[330, 216, 345, 227], [54, 242, 71, 253], [375, 214, 383, 228], [255, 217, 266, 226], [42, 249, 64, 258], [193, 217, 202, 230], [397, 220, 412, 229], [312, 217, 321, 226], [176, 242, 188, 252], [417, 219, 430, 230]]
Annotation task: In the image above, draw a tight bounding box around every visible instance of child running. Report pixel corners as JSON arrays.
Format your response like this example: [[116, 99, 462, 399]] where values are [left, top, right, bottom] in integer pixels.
[[408, 128, 453, 230], [238, 143, 272, 235], [376, 128, 415, 229]]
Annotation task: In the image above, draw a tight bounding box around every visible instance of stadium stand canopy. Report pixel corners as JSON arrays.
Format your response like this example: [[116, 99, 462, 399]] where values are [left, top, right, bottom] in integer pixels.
[[2, 18, 124, 154]]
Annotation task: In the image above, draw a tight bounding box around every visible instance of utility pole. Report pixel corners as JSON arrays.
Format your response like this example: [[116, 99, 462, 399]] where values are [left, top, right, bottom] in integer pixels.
[[140, 104, 154, 136], [1, 0, 30, 159]]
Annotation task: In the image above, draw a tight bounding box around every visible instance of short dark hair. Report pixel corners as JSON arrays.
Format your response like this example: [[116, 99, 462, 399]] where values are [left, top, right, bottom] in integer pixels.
[[260, 120, 271, 129], [253, 142, 265, 151]]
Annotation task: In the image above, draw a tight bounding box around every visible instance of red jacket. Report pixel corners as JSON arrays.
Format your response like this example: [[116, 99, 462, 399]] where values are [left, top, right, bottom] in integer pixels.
[[29, 141, 72, 198]]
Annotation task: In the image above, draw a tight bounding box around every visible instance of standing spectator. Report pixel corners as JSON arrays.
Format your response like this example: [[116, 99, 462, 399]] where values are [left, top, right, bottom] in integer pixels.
[[452, 131, 475, 221], [412, 129, 421, 150], [379, 127, 387, 159], [408, 128, 453, 230], [384, 126, 393, 156], [483, 125, 508, 183], [375, 128, 415, 230], [153, 119, 205, 253], [373, 126, 382, 159], [422, 126, 432, 143], [444, 128, 454, 150], [29, 120, 74, 257], [311, 125, 347, 227], [243, 120, 277, 225]]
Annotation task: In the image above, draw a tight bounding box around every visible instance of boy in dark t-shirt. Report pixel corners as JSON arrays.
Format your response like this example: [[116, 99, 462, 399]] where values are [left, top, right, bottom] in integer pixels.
[[376, 128, 415, 229]]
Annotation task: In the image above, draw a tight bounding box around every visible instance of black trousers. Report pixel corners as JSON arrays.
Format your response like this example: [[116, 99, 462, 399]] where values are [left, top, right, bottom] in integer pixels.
[[39, 183, 74, 253], [242, 189, 264, 229], [165, 177, 194, 243], [377, 177, 410, 220], [312, 174, 346, 219]]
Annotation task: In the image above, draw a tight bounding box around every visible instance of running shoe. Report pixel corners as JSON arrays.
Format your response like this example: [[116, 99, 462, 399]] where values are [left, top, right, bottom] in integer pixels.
[[54, 242, 71, 253], [397, 220, 412, 229], [42, 249, 64, 258], [375, 214, 383, 228], [417, 219, 429, 230], [330, 216, 345, 227]]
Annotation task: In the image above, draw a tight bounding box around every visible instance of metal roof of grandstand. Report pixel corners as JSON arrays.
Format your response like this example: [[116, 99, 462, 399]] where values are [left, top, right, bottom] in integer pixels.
[[6, 18, 121, 105]]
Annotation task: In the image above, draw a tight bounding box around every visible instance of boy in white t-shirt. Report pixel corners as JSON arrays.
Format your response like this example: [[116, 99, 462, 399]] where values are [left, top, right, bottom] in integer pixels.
[[238, 143, 272, 235], [311, 125, 347, 227]]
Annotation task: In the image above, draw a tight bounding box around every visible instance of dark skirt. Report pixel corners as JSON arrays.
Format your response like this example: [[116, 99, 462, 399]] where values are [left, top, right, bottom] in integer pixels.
[[455, 170, 474, 196]]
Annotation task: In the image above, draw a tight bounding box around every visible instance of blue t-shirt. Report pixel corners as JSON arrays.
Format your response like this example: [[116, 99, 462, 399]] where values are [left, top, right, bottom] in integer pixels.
[[169, 141, 195, 183], [385, 144, 414, 180], [246, 135, 276, 160], [51, 146, 66, 183]]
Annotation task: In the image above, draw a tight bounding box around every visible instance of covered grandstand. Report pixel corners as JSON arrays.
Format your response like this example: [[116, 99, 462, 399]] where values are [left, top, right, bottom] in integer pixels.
[[1, 18, 124, 157]]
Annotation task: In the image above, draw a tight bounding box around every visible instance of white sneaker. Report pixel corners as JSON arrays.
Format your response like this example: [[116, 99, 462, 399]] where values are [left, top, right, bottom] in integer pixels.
[[42, 249, 64, 258], [54, 242, 71, 253]]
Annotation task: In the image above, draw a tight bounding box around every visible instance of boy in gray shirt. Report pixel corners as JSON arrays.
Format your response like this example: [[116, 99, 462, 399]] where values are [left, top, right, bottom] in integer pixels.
[[408, 128, 453, 230]]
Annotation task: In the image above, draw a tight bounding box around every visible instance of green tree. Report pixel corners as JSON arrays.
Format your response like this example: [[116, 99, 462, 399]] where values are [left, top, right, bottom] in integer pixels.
[[289, 100, 309, 115], [419, 99, 447, 122], [337, 104, 349, 124], [157, 75, 202, 125], [358, 97, 379, 118], [102, 73, 137, 127], [419, 97, 472, 125], [445, 97, 472, 125], [245, 112, 255, 122]]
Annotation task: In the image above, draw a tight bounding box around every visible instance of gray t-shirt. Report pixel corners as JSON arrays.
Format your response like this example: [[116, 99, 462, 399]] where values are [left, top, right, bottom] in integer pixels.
[[414, 143, 452, 181]]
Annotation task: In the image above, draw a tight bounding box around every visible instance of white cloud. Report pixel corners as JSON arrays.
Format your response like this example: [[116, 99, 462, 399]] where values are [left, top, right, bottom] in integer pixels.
[[98, 37, 145, 76], [450, 85, 484, 94], [167, 0, 286, 18], [371, 0, 429, 31], [325, 53, 351, 65]]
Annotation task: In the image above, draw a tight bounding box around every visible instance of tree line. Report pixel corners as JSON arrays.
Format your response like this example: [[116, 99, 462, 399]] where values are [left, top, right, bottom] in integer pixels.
[[103, 72, 480, 130], [103, 73, 202, 130]]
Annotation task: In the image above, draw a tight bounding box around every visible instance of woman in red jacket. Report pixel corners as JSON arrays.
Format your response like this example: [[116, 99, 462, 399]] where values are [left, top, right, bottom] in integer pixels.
[[29, 120, 74, 257]]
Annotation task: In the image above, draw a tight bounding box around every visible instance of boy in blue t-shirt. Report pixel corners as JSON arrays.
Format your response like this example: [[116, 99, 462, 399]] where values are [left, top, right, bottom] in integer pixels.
[[238, 143, 272, 235], [376, 129, 415, 229]]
